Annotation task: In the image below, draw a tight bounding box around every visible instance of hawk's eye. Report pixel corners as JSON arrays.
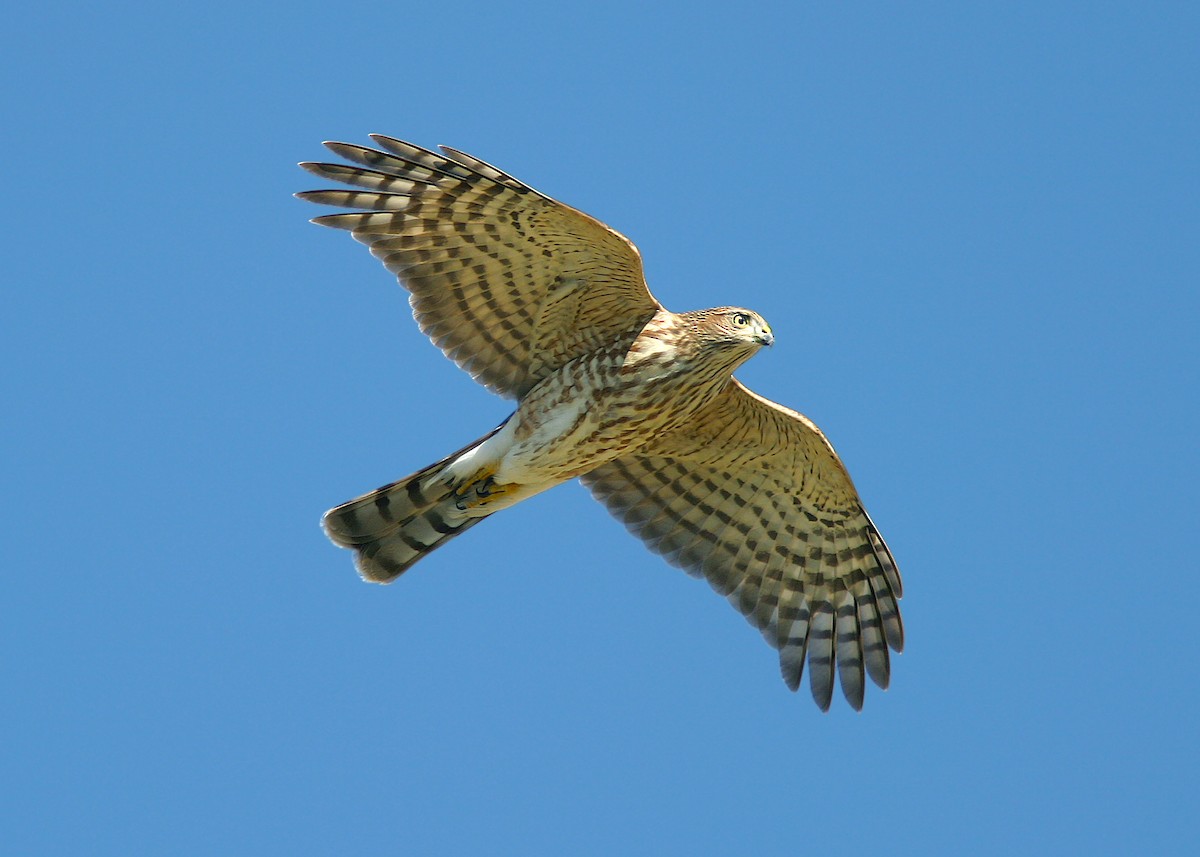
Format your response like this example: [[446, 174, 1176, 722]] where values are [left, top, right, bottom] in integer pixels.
[[732, 312, 750, 326]]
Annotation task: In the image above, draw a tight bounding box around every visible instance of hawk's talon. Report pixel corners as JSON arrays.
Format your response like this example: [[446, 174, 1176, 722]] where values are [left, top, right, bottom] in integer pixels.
[[455, 478, 518, 512]]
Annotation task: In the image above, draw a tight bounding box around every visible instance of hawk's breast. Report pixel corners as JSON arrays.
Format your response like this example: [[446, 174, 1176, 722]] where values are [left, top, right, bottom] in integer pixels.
[[495, 331, 720, 484]]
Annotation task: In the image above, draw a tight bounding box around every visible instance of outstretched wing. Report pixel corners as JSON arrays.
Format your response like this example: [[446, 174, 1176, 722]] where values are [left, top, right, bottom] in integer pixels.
[[298, 136, 663, 398], [581, 379, 903, 711]]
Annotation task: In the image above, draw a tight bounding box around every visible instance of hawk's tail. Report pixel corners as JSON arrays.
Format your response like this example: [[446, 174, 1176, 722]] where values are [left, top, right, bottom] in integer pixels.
[[322, 427, 504, 583]]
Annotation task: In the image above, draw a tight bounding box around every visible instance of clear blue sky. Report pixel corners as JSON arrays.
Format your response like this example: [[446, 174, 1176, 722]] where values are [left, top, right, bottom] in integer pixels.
[[4, 2, 1197, 854]]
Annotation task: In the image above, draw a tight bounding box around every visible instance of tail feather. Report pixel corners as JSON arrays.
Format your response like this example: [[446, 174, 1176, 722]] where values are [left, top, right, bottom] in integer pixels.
[[345, 513, 488, 582], [323, 426, 503, 583]]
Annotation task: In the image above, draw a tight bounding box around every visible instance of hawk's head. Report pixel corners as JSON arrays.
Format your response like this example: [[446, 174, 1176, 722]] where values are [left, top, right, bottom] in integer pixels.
[[692, 307, 774, 350]]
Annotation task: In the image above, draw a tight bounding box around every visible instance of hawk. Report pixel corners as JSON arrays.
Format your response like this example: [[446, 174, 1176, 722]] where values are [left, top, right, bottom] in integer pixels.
[[299, 135, 903, 711]]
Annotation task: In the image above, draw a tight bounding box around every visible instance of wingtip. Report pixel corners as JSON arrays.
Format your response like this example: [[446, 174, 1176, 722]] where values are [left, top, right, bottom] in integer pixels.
[[869, 664, 891, 691], [294, 190, 328, 205], [779, 647, 805, 693], [322, 140, 359, 157], [308, 213, 363, 230], [810, 673, 835, 713], [368, 133, 420, 153]]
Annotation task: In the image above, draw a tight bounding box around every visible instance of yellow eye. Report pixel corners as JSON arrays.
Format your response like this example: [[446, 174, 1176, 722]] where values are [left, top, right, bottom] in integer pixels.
[[732, 312, 750, 326]]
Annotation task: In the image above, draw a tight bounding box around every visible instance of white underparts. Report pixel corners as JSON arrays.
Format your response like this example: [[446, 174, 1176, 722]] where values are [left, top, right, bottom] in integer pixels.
[[443, 419, 516, 485]]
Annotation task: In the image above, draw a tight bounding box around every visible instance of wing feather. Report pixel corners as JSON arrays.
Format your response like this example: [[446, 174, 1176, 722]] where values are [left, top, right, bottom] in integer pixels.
[[582, 379, 903, 711], [299, 136, 662, 398]]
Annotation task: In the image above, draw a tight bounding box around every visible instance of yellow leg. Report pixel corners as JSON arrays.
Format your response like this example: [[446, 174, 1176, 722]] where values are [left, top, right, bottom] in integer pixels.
[[453, 464, 496, 499], [453, 466, 520, 512], [462, 481, 521, 511]]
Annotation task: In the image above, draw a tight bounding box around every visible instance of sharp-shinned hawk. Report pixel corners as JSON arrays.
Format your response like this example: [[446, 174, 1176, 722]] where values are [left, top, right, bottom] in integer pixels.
[[299, 135, 903, 711]]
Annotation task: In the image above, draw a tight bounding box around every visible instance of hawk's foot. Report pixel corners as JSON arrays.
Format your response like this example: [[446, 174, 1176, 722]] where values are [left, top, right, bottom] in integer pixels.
[[456, 478, 520, 512]]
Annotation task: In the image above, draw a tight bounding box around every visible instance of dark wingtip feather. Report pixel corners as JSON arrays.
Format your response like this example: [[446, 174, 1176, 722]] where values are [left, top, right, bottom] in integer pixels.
[[807, 604, 836, 711], [308, 212, 408, 233], [779, 645, 805, 693], [888, 612, 906, 653], [812, 681, 834, 712], [309, 213, 355, 230], [864, 641, 891, 689], [840, 668, 865, 711]]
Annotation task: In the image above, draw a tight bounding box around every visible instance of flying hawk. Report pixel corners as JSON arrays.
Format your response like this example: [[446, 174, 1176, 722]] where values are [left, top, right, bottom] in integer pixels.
[[299, 136, 903, 711]]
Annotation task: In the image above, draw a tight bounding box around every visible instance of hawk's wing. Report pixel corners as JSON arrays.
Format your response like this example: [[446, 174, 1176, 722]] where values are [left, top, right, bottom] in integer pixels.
[[298, 136, 662, 398], [581, 379, 903, 711]]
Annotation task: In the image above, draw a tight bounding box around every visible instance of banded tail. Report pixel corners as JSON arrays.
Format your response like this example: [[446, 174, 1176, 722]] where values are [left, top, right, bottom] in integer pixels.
[[322, 427, 504, 582]]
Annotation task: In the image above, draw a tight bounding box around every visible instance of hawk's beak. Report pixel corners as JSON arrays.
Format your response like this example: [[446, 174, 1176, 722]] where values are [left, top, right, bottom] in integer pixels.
[[756, 329, 774, 347]]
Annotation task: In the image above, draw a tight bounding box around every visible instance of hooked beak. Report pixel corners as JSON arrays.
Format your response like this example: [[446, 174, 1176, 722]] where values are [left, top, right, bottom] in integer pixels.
[[755, 329, 774, 347]]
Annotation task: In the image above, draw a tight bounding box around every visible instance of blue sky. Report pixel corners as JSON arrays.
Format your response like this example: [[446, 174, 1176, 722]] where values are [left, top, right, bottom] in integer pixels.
[[4, 1, 1197, 854]]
